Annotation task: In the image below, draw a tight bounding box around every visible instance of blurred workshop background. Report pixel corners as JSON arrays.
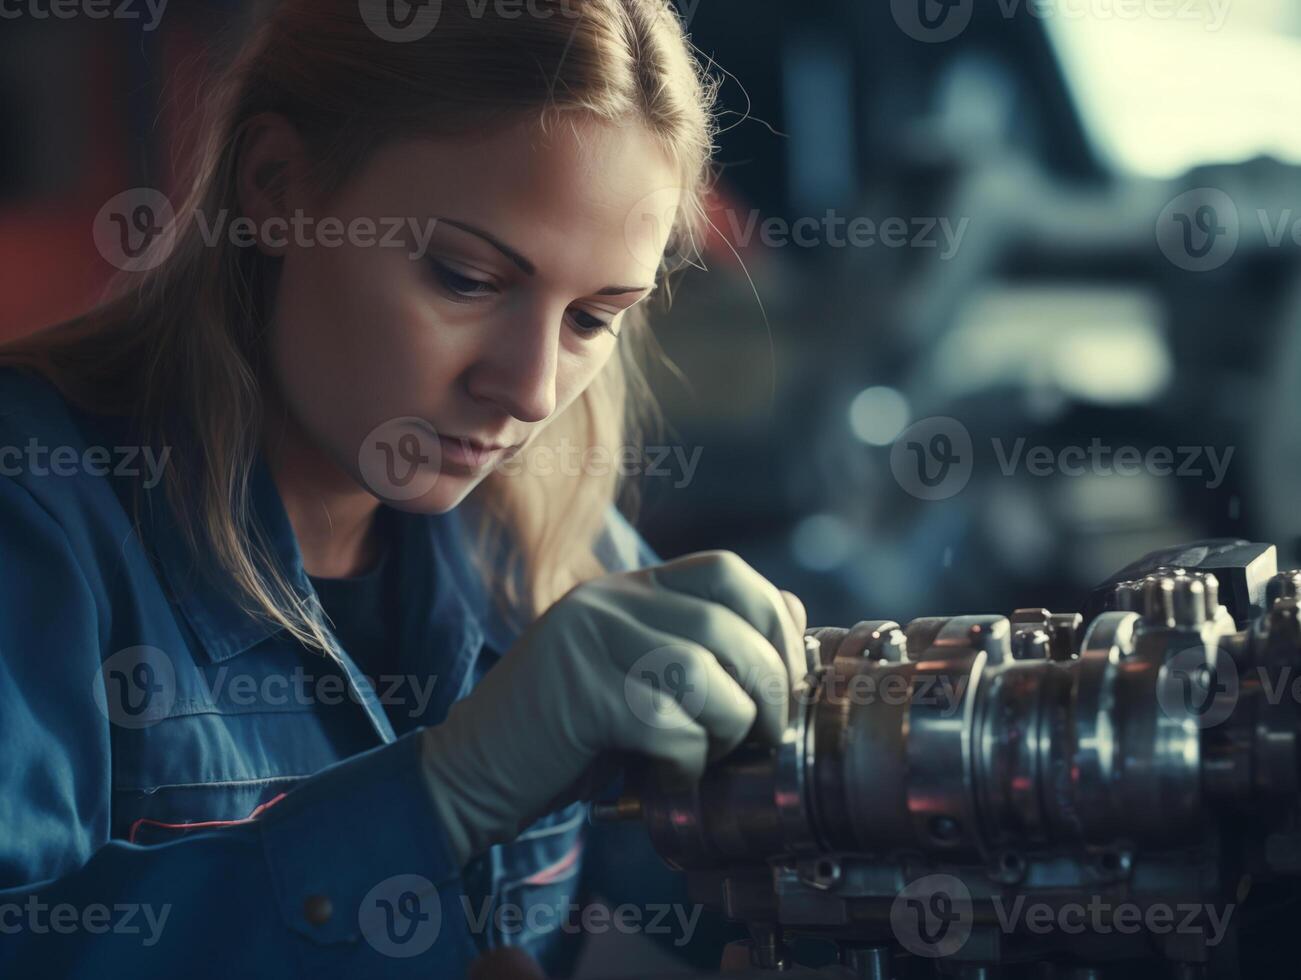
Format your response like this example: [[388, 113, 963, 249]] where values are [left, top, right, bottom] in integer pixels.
[[3, 0, 1301, 630]]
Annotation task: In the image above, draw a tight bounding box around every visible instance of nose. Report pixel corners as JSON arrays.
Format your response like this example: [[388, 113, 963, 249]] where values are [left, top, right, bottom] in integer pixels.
[[465, 302, 559, 425]]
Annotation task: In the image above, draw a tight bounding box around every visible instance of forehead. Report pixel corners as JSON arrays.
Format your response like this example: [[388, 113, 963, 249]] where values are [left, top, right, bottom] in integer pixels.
[[345, 114, 681, 284]]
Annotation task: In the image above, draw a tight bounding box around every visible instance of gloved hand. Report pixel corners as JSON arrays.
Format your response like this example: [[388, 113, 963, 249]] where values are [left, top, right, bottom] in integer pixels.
[[418, 550, 809, 867]]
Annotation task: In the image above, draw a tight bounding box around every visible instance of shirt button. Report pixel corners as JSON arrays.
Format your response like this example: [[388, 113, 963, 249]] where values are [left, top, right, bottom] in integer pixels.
[[303, 894, 333, 925]]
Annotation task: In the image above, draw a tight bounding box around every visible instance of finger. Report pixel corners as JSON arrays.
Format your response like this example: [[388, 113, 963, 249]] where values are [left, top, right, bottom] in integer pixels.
[[647, 551, 807, 691], [590, 586, 789, 746], [608, 674, 711, 783], [781, 590, 817, 675], [780, 590, 807, 635], [614, 639, 759, 762]]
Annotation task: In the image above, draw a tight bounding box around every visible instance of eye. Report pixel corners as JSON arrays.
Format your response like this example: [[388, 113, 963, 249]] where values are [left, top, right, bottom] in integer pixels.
[[427, 258, 497, 299], [567, 308, 617, 338]]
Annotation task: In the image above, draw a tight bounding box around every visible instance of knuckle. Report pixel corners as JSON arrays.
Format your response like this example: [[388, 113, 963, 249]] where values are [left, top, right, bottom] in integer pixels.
[[699, 548, 754, 584], [686, 603, 733, 650], [732, 691, 759, 727]]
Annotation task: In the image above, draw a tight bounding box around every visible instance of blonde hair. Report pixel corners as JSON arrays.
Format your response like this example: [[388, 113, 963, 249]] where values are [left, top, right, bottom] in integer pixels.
[[0, 0, 719, 654]]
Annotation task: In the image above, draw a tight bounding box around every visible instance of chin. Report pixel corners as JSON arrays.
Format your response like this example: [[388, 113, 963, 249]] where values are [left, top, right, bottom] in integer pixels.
[[378, 473, 481, 515]]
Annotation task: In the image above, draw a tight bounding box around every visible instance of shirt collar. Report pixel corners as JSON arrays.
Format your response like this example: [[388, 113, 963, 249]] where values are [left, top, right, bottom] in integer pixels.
[[144, 449, 493, 669], [143, 450, 312, 663]]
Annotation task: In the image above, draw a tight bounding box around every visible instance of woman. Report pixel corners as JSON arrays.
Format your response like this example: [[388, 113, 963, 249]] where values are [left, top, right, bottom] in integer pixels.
[[0, 1, 810, 976]]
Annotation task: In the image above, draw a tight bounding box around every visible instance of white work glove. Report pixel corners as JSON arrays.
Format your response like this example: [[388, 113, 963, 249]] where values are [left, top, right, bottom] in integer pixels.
[[419, 550, 809, 867]]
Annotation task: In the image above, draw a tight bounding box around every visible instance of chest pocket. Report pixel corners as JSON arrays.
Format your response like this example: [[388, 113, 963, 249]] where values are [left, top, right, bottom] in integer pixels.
[[105, 639, 386, 841], [466, 802, 587, 958]]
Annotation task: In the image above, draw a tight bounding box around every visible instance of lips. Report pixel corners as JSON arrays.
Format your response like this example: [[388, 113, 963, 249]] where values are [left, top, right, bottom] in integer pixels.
[[437, 434, 512, 470], [449, 435, 509, 452]]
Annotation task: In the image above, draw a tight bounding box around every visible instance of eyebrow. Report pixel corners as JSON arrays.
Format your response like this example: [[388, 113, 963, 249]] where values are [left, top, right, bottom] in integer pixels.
[[435, 216, 656, 297], [595, 284, 654, 296]]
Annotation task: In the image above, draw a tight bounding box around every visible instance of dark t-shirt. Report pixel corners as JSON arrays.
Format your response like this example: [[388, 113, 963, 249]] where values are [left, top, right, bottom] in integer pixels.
[[307, 505, 403, 708]]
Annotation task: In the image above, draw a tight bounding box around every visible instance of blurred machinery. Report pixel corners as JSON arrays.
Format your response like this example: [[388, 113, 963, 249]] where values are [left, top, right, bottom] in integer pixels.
[[600, 540, 1301, 978], [641, 1, 1301, 638]]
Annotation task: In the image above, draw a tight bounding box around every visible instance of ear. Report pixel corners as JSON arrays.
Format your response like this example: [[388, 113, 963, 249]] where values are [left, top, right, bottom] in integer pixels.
[[235, 112, 310, 258]]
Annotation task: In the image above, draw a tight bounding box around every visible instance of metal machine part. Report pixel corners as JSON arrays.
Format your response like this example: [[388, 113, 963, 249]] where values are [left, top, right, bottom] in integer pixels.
[[599, 541, 1301, 978]]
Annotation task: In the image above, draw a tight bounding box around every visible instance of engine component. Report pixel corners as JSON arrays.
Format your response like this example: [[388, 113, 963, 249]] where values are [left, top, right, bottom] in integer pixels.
[[599, 540, 1301, 978]]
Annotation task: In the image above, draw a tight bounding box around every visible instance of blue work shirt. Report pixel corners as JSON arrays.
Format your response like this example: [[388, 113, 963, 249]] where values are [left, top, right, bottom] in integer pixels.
[[0, 366, 699, 977]]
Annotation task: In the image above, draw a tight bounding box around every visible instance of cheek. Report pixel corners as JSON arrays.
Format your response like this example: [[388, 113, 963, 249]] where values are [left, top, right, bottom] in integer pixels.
[[553, 340, 619, 417], [266, 248, 468, 461], [270, 245, 394, 383]]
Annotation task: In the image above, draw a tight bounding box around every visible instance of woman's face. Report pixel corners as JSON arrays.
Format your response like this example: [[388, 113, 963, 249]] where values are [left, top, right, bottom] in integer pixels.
[[253, 114, 680, 512]]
